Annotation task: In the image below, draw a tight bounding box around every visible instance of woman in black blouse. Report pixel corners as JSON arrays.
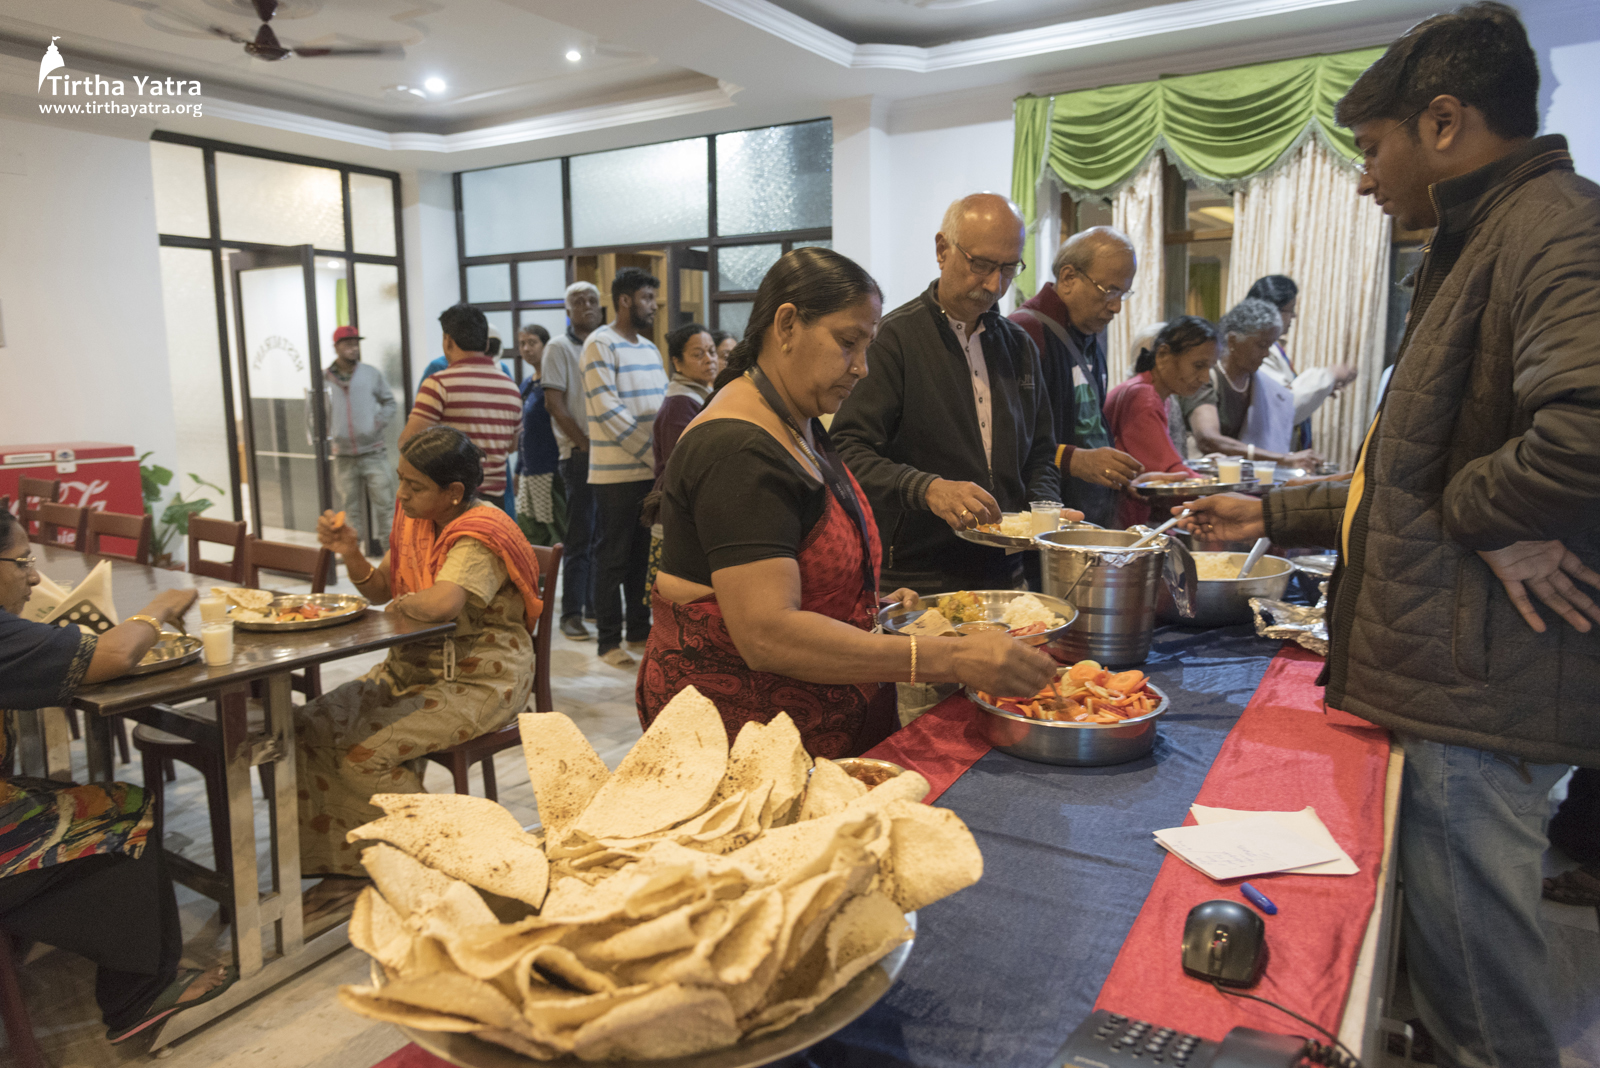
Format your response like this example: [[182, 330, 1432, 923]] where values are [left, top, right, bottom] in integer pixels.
[[636, 247, 1054, 757]]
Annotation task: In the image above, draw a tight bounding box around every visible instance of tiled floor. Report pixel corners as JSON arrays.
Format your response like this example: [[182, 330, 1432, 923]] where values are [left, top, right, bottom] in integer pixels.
[[3, 565, 645, 1067]]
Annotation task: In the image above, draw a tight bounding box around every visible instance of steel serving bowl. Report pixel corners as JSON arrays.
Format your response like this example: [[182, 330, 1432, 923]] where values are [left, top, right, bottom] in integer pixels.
[[1157, 551, 1293, 626], [833, 757, 911, 791], [877, 590, 1077, 649], [966, 680, 1170, 766]]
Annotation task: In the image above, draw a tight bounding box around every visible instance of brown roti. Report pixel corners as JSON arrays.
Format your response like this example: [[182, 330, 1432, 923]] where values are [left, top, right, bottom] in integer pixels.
[[572, 686, 728, 840], [876, 798, 985, 912], [352, 793, 548, 908], [337, 985, 483, 1032], [570, 983, 740, 1062], [715, 713, 811, 827], [798, 759, 868, 822], [518, 712, 610, 839]]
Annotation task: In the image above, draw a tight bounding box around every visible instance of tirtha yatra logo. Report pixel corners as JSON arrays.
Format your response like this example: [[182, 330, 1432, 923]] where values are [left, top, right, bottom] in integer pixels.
[[36, 36, 203, 117]]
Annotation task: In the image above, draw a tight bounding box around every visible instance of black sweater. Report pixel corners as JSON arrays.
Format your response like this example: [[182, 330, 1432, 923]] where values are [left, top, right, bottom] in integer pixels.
[[832, 282, 1058, 594]]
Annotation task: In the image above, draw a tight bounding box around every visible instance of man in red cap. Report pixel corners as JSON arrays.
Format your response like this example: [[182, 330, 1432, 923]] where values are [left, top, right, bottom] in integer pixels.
[[312, 325, 398, 551]]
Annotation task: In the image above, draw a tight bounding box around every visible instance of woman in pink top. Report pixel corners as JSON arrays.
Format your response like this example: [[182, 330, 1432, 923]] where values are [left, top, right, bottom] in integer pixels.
[[1102, 316, 1221, 528]]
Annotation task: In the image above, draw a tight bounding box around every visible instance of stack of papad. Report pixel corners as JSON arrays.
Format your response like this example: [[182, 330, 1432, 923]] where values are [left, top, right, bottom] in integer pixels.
[[338, 686, 983, 1062]]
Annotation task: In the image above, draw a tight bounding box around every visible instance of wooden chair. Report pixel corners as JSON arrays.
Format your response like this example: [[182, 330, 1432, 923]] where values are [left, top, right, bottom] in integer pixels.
[[0, 926, 46, 1068], [17, 477, 59, 540], [425, 543, 562, 801], [187, 516, 247, 583], [244, 536, 332, 699], [84, 509, 154, 565], [34, 502, 86, 550]]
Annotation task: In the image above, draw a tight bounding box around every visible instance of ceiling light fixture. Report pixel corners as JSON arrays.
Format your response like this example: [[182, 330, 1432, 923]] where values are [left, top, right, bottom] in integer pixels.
[[424, 77, 446, 93], [565, 49, 581, 62]]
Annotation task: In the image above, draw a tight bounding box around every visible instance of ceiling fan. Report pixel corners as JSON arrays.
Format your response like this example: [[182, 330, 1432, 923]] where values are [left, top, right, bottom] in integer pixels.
[[207, 0, 403, 61]]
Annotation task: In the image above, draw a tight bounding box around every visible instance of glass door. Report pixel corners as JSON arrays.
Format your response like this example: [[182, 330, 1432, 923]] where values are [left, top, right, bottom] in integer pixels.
[[229, 245, 332, 538]]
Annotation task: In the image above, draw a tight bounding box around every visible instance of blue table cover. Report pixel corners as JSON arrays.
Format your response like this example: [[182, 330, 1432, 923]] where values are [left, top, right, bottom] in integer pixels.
[[803, 624, 1283, 1067]]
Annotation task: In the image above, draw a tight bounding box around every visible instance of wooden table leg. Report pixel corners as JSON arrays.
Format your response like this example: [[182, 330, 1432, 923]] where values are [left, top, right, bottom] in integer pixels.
[[84, 713, 115, 783], [12, 710, 71, 780], [262, 672, 304, 958], [218, 683, 265, 977]]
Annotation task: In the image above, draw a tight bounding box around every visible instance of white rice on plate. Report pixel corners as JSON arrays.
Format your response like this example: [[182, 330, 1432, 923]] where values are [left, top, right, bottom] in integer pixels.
[[1000, 592, 1065, 629]]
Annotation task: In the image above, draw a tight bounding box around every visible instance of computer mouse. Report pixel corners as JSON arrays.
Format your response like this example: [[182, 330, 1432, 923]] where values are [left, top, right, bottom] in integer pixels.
[[1182, 899, 1267, 987]]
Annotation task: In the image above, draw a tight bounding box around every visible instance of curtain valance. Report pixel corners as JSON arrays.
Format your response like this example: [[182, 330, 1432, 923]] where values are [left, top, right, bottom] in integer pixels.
[[1011, 47, 1383, 294]]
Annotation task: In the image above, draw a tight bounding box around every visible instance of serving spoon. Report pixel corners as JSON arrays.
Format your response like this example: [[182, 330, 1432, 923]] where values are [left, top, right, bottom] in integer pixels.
[[1236, 537, 1272, 579]]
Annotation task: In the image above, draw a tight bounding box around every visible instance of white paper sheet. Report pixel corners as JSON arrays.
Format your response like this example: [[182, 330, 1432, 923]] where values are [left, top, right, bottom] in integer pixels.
[[1153, 812, 1341, 881], [1190, 804, 1359, 876]]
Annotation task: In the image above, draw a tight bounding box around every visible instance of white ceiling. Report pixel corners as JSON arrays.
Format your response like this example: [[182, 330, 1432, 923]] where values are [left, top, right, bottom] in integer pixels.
[[0, 0, 1470, 172]]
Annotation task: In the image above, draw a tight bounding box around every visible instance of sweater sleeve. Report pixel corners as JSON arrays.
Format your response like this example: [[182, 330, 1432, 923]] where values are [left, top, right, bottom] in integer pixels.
[[1443, 200, 1600, 549], [1262, 480, 1351, 549], [830, 322, 939, 511], [1112, 383, 1192, 474], [652, 394, 699, 479]]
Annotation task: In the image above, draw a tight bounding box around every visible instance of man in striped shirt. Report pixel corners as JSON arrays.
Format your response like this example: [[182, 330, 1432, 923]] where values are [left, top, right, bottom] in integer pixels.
[[583, 268, 668, 668], [400, 303, 521, 508]]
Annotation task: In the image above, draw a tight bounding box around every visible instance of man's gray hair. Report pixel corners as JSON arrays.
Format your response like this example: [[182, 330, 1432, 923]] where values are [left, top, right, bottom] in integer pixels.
[[1220, 298, 1283, 338], [1052, 226, 1135, 279], [939, 193, 1025, 245], [564, 280, 600, 305]]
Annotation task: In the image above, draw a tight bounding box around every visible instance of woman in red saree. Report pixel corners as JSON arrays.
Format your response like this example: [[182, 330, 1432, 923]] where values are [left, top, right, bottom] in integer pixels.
[[298, 427, 541, 888], [638, 247, 1054, 758]]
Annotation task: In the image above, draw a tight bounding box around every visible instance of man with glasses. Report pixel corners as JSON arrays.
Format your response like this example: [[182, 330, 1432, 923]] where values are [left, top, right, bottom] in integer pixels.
[[1011, 226, 1143, 528], [834, 192, 1058, 600]]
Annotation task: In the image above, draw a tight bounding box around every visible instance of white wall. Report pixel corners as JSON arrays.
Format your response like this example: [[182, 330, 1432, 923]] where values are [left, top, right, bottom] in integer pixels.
[[1528, 2, 1600, 181], [399, 168, 460, 394], [0, 116, 177, 475]]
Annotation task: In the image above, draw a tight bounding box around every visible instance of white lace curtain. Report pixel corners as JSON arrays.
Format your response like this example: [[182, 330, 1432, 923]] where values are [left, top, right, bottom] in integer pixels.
[[1225, 137, 1391, 469], [1107, 154, 1166, 387]]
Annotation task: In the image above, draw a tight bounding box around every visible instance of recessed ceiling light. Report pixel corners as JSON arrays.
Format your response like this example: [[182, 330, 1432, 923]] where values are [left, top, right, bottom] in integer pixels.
[[565, 49, 581, 62], [424, 77, 446, 93]]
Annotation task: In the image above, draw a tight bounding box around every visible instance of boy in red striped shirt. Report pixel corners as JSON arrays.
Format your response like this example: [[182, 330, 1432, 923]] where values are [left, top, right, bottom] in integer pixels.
[[400, 304, 522, 508]]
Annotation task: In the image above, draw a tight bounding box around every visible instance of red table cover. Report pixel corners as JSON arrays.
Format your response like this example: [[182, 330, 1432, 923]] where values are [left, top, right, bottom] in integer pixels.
[[1092, 644, 1392, 1042]]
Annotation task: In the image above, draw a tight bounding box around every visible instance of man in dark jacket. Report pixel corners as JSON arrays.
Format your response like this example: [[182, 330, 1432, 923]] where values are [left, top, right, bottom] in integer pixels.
[[832, 192, 1058, 595], [1009, 227, 1145, 527], [1183, 6, 1600, 1065]]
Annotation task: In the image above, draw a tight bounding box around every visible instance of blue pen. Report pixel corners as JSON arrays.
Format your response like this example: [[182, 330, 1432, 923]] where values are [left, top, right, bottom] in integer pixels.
[[1241, 882, 1278, 915]]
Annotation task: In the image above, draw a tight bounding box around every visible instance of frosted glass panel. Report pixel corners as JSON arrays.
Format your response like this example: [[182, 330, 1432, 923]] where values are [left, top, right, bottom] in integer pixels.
[[793, 239, 833, 250], [354, 262, 407, 465], [349, 172, 396, 256], [571, 139, 707, 247], [467, 264, 511, 304], [150, 141, 209, 238], [519, 307, 569, 341], [216, 153, 344, 249], [460, 159, 563, 256], [718, 301, 753, 341], [158, 246, 233, 519], [716, 121, 832, 236], [718, 244, 782, 293], [517, 259, 567, 301]]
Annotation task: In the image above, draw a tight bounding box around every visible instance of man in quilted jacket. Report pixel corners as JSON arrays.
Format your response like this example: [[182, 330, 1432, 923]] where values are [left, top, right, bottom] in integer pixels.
[[1182, 5, 1600, 1065]]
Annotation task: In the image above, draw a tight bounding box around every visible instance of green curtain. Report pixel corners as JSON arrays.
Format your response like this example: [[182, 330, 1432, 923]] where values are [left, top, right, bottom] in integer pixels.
[[1010, 47, 1383, 296]]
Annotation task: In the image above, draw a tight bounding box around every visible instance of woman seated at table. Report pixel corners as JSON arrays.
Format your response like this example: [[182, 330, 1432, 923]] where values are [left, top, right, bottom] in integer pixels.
[[1104, 316, 1222, 529], [1186, 298, 1322, 469], [638, 247, 1055, 758], [301, 425, 542, 896], [0, 511, 233, 1043]]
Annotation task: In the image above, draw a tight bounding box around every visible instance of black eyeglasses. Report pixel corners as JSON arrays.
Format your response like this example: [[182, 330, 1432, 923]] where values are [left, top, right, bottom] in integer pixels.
[[952, 241, 1026, 281], [0, 554, 38, 571], [1075, 271, 1135, 303], [1352, 105, 1427, 175]]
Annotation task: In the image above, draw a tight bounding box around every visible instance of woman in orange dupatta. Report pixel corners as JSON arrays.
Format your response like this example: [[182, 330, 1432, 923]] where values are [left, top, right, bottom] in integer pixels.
[[295, 426, 541, 892]]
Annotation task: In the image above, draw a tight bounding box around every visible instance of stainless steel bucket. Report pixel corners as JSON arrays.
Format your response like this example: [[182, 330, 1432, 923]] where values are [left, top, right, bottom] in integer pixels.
[[1034, 529, 1170, 667]]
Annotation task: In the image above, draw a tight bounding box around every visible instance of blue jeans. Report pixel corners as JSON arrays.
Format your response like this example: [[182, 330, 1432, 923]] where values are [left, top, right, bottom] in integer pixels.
[[559, 450, 596, 621], [1397, 734, 1569, 1068]]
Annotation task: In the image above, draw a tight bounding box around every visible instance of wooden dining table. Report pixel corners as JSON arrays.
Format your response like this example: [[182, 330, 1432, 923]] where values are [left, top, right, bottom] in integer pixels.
[[30, 545, 455, 1050]]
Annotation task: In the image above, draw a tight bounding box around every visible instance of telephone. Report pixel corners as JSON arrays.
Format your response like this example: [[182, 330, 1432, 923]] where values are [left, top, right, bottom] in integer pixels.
[[1050, 1010, 1319, 1068]]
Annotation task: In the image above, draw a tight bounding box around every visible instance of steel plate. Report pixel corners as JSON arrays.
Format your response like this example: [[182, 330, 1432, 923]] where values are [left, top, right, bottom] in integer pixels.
[[125, 635, 203, 677], [954, 516, 1100, 549], [877, 590, 1077, 648], [965, 680, 1170, 766], [229, 593, 370, 632], [397, 915, 916, 1068], [1136, 478, 1258, 497]]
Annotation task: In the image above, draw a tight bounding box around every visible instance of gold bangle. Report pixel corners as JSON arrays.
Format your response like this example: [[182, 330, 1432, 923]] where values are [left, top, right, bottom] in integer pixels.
[[126, 613, 164, 637], [349, 559, 377, 584], [908, 636, 918, 686]]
